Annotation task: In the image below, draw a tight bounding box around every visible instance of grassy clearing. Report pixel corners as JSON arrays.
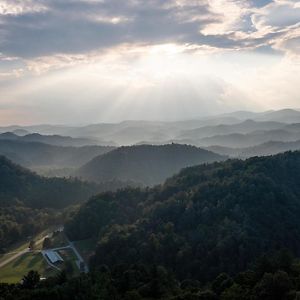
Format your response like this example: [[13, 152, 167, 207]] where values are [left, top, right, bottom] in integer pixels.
[[0, 252, 58, 284], [0, 227, 60, 264]]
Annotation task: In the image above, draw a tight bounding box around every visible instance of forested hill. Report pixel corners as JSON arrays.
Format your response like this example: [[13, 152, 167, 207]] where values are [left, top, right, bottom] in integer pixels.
[[76, 144, 226, 186], [0, 155, 100, 209], [66, 151, 300, 282], [0, 156, 131, 251]]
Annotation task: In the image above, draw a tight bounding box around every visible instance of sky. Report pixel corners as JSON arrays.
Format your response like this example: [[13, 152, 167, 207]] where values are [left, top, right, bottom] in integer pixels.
[[0, 0, 299, 125]]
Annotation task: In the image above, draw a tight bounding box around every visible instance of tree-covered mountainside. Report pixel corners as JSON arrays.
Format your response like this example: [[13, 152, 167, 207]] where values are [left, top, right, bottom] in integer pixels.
[[3, 151, 300, 299], [66, 151, 300, 283], [76, 144, 226, 186], [0, 155, 98, 209], [0, 156, 132, 251]]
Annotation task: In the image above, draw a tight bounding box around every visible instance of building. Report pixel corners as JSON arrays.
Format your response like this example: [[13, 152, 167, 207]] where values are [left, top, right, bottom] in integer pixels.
[[44, 250, 64, 264]]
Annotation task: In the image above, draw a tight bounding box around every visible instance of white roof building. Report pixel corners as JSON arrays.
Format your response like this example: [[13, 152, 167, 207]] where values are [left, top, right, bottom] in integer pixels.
[[44, 250, 64, 264]]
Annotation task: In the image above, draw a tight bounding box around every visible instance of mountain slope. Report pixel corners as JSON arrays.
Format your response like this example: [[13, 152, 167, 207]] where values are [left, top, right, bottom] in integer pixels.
[[0, 156, 97, 251], [198, 129, 300, 148], [0, 139, 114, 169], [207, 140, 300, 158], [76, 144, 226, 186], [0, 155, 133, 251], [0, 155, 100, 209], [221, 109, 300, 123], [66, 151, 300, 282], [255, 109, 300, 123], [0, 132, 98, 147], [178, 120, 285, 140]]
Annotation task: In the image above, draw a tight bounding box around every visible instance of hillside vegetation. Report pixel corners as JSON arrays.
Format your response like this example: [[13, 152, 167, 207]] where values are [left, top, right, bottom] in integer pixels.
[[76, 144, 226, 186], [3, 151, 300, 299], [67, 151, 300, 282], [0, 156, 130, 251]]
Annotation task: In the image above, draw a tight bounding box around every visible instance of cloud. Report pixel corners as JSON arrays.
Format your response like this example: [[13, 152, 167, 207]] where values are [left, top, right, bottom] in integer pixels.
[[0, 0, 47, 15], [0, 1, 262, 59], [250, 0, 300, 57], [0, 0, 298, 63], [0, 0, 299, 125]]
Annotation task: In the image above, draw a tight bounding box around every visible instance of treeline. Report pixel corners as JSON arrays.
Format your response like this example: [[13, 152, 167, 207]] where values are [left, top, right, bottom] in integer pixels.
[[65, 151, 300, 283], [0, 155, 100, 209], [0, 251, 299, 299], [0, 206, 64, 252], [3, 151, 300, 298], [0, 155, 132, 251]]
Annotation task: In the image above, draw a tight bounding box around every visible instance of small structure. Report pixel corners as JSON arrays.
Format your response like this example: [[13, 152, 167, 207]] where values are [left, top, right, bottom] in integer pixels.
[[44, 250, 64, 264]]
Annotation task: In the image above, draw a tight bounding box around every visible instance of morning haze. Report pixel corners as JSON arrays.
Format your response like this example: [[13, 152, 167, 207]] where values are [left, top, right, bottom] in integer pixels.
[[0, 1, 300, 299]]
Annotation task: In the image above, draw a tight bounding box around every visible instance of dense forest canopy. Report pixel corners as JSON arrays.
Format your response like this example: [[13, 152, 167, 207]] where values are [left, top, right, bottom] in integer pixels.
[[3, 151, 300, 299], [0, 156, 131, 251], [67, 151, 300, 283], [0, 155, 99, 209], [1, 251, 300, 300]]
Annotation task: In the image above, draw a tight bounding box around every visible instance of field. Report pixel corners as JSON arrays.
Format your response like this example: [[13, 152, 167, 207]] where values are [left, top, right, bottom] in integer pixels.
[[0, 252, 58, 284], [0, 227, 61, 265], [0, 228, 86, 283], [0, 227, 64, 283], [0, 231, 45, 265]]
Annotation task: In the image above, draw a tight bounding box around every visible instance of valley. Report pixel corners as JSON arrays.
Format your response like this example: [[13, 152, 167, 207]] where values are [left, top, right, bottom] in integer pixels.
[[1, 1, 299, 298], [2, 109, 300, 299]]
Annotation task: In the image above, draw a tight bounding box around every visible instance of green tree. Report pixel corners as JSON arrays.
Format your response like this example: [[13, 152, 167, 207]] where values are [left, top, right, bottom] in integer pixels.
[[42, 237, 52, 249], [22, 270, 40, 289], [64, 260, 74, 277]]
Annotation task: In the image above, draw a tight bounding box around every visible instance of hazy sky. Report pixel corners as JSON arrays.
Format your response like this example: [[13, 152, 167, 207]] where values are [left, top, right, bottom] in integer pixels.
[[0, 0, 299, 125]]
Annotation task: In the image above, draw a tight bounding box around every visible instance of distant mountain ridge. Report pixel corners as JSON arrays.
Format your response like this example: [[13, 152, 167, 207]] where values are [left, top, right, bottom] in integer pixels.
[[1, 109, 298, 146], [1, 109, 300, 154], [0, 139, 115, 170], [197, 129, 300, 148], [76, 144, 226, 186], [0, 132, 98, 147], [207, 140, 300, 158], [178, 119, 286, 140]]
